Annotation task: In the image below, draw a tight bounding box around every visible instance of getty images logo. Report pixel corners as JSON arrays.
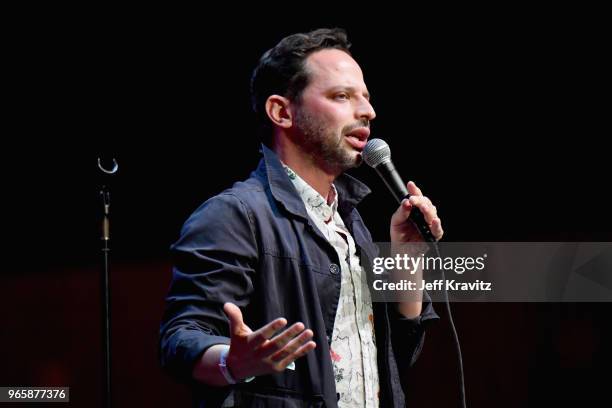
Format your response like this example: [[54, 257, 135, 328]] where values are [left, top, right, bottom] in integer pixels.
[[372, 253, 488, 275]]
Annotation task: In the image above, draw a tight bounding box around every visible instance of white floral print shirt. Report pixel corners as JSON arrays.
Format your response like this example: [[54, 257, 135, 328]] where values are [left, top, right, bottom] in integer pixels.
[[283, 165, 379, 408]]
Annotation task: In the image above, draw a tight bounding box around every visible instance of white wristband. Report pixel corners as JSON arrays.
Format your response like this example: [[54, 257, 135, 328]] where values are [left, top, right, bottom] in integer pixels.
[[218, 347, 254, 384]]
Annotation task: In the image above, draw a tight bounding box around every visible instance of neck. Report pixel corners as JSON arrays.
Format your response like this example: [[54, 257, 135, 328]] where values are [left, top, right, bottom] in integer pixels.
[[272, 136, 337, 200]]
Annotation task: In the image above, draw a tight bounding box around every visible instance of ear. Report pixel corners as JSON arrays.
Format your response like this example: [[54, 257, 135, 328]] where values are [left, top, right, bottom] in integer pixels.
[[265, 95, 293, 129]]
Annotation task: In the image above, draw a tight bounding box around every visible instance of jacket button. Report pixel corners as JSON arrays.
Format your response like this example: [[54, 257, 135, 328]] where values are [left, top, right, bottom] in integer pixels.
[[329, 263, 340, 275]]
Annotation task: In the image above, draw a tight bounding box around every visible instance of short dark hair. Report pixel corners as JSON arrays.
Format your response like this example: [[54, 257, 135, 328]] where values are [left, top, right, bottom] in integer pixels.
[[250, 28, 352, 145]]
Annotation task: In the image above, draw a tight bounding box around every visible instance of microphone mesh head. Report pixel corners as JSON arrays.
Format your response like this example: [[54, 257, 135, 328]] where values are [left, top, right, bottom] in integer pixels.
[[363, 138, 391, 167]]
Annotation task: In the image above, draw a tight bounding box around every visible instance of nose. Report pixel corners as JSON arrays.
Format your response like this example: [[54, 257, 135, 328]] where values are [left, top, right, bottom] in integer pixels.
[[356, 97, 376, 122]]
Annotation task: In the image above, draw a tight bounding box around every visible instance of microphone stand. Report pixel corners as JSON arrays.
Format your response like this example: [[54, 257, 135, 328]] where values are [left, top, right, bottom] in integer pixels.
[[98, 158, 118, 408]]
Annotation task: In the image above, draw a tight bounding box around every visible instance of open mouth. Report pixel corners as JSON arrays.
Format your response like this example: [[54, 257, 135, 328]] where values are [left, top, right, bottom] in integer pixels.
[[344, 127, 370, 150]]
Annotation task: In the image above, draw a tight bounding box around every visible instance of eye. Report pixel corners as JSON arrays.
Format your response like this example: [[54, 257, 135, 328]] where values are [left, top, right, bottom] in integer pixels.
[[334, 93, 350, 100]]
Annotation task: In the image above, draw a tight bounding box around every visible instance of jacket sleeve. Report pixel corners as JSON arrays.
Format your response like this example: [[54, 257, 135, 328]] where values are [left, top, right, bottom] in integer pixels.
[[351, 207, 439, 378], [159, 193, 258, 383], [387, 289, 439, 374]]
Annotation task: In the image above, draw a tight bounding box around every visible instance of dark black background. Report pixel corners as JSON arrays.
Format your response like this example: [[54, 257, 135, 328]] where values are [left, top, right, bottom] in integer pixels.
[[9, 13, 610, 269], [2, 9, 610, 407]]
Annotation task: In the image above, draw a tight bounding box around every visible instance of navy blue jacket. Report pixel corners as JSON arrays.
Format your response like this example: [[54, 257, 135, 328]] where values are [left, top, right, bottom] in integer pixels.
[[159, 145, 438, 407]]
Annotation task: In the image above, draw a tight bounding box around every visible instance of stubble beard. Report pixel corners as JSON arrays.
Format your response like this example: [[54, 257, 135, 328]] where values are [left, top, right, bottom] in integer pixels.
[[293, 108, 363, 174]]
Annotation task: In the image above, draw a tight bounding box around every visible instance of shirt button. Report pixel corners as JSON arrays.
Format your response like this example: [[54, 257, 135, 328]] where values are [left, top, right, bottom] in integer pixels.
[[329, 263, 340, 275]]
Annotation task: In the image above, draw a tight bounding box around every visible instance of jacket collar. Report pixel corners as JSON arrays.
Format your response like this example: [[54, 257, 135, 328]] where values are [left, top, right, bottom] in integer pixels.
[[255, 144, 371, 220]]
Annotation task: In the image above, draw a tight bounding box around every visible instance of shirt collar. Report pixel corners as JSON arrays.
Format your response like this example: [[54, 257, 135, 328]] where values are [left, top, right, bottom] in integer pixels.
[[256, 144, 371, 220], [282, 163, 338, 223]]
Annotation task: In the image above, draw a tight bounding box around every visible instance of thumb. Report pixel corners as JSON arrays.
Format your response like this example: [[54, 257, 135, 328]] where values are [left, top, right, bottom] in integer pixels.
[[224, 302, 247, 337], [391, 198, 413, 227]]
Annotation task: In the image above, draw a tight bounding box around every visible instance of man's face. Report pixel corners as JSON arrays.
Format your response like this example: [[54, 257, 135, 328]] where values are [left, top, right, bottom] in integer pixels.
[[291, 49, 376, 174]]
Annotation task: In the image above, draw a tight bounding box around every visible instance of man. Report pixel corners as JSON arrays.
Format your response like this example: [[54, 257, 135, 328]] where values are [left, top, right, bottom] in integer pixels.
[[160, 28, 442, 407]]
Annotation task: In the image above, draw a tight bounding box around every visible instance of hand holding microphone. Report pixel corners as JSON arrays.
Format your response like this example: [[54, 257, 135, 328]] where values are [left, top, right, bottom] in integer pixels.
[[362, 138, 443, 244]]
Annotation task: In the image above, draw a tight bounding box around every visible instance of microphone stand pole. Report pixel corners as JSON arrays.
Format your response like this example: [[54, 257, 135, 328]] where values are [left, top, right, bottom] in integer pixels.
[[98, 158, 118, 408]]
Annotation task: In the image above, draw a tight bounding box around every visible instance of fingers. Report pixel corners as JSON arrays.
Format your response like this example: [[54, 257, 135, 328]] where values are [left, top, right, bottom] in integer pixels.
[[405, 181, 444, 241], [248, 317, 288, 348], [257, 322, 309, 358], [256, 322, 304, 355], [390, 198, 413, 227], [430, 217, 444, 241], [407, 180, 423, 196], [392, 181, 426, 225], [406, 181, 437, 224], [269, 328, 313, 362], [276, 340, 317, 370], [269, 329, 316, 370], [224, 302, 249, 337], [247, 319, 316, 373], [408, 196, 436, 223]]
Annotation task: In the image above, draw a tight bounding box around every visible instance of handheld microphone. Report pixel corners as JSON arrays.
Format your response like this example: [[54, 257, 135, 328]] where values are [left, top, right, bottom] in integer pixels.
[[362, 138, 437, 243]]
